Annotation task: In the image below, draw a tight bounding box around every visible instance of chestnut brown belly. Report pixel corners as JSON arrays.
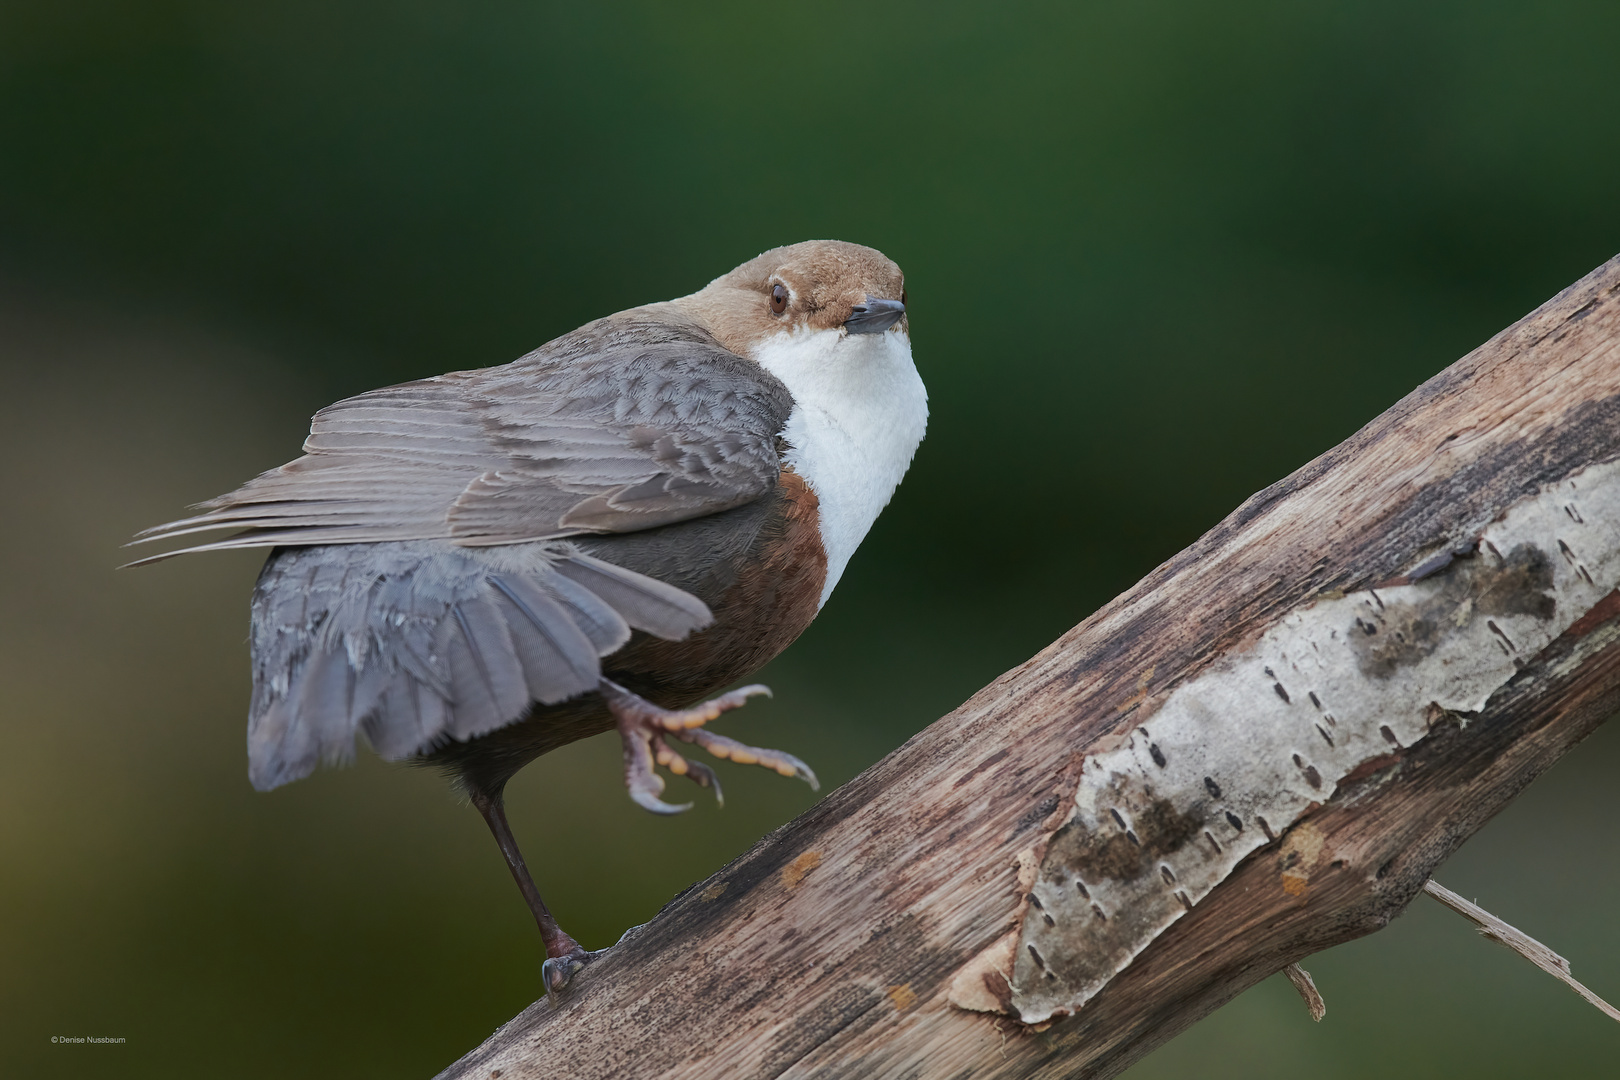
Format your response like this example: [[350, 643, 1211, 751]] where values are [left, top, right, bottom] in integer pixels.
[[425, 471, 826, 792]]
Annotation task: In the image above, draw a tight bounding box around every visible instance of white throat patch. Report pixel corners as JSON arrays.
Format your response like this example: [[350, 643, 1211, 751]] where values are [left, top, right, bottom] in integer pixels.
[[751, 326, 928, 607]]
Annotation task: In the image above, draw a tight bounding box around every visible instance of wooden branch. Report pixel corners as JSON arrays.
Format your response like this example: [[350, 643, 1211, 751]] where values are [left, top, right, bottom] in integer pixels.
[[1280, 962, 1326, 1022], [1423, 879, 1620, 1023], [438, 256, 1620, 1080]]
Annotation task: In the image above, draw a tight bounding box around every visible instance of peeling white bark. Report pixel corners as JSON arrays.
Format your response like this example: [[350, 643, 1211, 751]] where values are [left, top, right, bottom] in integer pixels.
[[1002, 459, 1620, 1023]]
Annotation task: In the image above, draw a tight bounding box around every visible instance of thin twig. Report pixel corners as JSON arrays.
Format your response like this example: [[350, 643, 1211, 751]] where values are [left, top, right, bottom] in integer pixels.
[[1423, 879, 1620, 1023], [1282, 963, 1326, 1022]]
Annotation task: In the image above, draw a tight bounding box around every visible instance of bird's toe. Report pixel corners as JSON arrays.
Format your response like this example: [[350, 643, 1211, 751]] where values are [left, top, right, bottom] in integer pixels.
[[542, 946, 598, 999]]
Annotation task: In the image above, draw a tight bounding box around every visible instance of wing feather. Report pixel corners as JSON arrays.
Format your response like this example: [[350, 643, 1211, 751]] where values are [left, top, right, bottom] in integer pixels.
[[132, 312, 792, 558]]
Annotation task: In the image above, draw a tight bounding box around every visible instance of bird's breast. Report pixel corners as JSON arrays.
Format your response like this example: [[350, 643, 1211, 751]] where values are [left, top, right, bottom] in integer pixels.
[[752, 327, 928, 606]]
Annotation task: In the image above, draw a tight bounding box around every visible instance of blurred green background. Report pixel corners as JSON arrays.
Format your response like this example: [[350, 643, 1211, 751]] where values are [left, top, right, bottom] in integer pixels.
[[3, 2, 1618, 1076]]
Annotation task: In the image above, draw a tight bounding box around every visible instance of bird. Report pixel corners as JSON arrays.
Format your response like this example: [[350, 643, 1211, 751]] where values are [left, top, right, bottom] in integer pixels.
[[131, 239, 927, 995]]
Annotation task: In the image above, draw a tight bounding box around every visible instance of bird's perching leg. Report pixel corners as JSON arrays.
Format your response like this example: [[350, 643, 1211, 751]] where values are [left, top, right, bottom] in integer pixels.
[[467, 783, 596, 996]]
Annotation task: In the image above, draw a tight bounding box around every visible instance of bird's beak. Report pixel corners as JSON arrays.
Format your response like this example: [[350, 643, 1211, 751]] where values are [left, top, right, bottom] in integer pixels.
[[844, 296, 906, 335]]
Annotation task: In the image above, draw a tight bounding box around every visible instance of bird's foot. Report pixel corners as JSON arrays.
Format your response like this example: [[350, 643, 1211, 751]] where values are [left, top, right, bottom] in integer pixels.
[[541, 943, 604, 999], [602, 679, 819, 814]]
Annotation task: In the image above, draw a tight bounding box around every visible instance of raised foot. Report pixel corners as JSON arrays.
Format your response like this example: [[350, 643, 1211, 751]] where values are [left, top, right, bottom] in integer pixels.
[[602, 678, 819, 814]]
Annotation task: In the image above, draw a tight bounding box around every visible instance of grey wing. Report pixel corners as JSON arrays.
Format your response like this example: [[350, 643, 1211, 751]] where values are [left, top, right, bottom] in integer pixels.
[[131, 311, 794, 556]]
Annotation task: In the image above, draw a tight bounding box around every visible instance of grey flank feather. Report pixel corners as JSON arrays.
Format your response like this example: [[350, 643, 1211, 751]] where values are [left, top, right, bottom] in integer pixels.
[[486, 575, 604, 702], [242, 538, 712, 790], [295, 646, 357, 764], [553, 552, 711, 639], [446, 596, 530, 740], [542, 572, 632, 653]]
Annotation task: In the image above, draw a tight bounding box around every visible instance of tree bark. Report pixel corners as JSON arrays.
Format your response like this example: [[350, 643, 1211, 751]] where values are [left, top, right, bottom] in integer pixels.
[[438, 255, 1620, 1080]]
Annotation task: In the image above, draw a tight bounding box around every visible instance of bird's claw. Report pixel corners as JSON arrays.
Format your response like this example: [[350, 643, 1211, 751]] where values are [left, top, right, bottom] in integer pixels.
[[604, 679, 811, 813], [630, 786, 694, 815], [682, 758, 724, 807], [653, 734, 724, 807], [542, 946, 596, 999], [626, 747, 693, 814], [674, 728, 820, 791]]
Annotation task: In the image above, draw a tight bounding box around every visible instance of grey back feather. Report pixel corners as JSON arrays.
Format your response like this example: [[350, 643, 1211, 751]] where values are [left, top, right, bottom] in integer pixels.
[[245, 539, 711, 791], [130, 311, 793, 559]]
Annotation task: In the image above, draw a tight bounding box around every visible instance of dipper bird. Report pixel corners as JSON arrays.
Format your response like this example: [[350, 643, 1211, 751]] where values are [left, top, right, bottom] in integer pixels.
[[133, 240, 926, 993]]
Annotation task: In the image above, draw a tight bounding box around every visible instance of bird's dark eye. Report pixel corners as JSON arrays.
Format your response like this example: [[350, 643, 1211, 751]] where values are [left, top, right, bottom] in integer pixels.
[[770, 283, 788, 315]]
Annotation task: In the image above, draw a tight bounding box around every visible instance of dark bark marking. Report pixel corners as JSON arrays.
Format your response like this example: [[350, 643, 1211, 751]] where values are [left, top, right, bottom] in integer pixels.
[[1041, 796, 1209, 886], [1354, 542, 1556, 679], [953, 747, 1010, 789], [1014, 793, 1061, 836]]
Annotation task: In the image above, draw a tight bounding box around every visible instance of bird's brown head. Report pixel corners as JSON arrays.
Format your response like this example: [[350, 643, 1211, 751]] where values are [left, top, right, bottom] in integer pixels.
[[675, 240, 907, 359]]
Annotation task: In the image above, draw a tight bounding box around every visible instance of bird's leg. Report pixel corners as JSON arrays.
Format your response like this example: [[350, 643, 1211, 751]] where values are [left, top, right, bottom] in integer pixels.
[[602, 678, 819, 815], [466, 782, 598, 996]]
